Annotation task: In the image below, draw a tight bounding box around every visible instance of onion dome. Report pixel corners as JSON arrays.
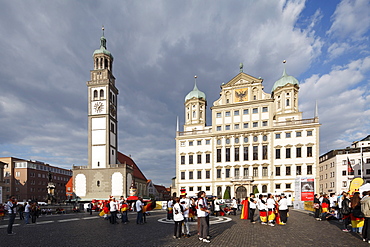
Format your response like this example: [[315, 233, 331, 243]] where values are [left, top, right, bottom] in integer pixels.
[[185, 76, 206, 102], [93, 27, 113, 59], [271, 68, 299, 92]]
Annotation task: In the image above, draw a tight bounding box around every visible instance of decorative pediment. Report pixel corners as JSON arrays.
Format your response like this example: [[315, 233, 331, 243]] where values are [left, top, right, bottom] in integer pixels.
[[222, 73, 262, 88]]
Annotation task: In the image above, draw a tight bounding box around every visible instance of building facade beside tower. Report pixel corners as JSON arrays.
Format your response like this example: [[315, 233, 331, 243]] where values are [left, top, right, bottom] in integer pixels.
[[319, 135, 370, 195], [175, 65, 320, 199], [73, 30, 147, 201]]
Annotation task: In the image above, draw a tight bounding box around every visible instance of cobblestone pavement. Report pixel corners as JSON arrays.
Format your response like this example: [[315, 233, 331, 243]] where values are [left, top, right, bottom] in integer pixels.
[[0, 209, 368, 246]]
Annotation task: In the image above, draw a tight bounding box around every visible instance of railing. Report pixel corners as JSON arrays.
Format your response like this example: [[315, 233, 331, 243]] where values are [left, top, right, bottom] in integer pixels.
[[72, 165, 88, 169], [273, 117, 318, 127], [177, 128, 212, 136], [230, 176, 254, 182]]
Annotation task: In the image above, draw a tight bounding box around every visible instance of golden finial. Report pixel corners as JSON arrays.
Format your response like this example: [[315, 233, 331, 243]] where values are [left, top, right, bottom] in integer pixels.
[[283, 60, 286, 63], [102, 25, 105, 36]]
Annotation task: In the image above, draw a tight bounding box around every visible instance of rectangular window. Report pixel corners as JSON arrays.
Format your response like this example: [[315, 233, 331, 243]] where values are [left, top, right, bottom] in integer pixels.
[[275, 133, 281, 139], [206, 170, 210, 179], [217, 169, 221, 178], [262, 107, 268, 112], [262, 145, 268, 160], [205, 186, 210, 191], [262, 121, 268, 126], [262, 167, 268, 177], [253, 167, 258, 177], [189, 186, 194, 191], [217, 126, 221, 131], [226, 148, 230, 162], [243, 109, 249, 115], [276, 167, 281, 176], [225, 111, 231, 117], [342, 170, 347, 176], [286, 184, 291, 189], [197, 154, 202, 164], [197, 171, 202, 179], [189, 155, 193, 164], [197, 140, 202, 145], [189, 171, 193, 180], [307, 147, 313, 157], [307, 165, 312, 175], [244, 147, 249, 161], [367, 169, 370, 175], [181, 172, 185, 180], [226, 169, 230, 178], [275, 184, 281, 189], [307, 130, 313, 136], [206, 140, 210, 145], [243, 168, 249, 177], [235, 147, 240, 161], [276, 149, 281, 159], [111, 123, 115, 133], [243, 123, 249, 128], [197, 186, 202, 191], [286, 148, 291, 158], [253, 146, 258, 160], [358, 170, 362, 175], [217, 149, 221, 162], [286, 132, 291, 138], [235, 168, 240, 177], [181, 156, 185, 164], [296, 166, 301, 175], [206, 154, 210, 163], [16, 172, 21, 177], [225, 125, 230, 130], [216, 112, 221, 118], [286, 166, 291, 176], [234, 124, 240, 129], [234, 110, 239, 116], [253, 108, 258, 113], [253, 122, 258, 128], [296, 131, 302, 137], [367, 158, 370, 164], [296, 147, 302, 158]]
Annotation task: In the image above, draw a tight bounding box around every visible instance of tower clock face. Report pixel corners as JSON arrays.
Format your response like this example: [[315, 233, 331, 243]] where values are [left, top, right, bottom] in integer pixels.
[[110, 104, 116, 117], [94, 102, 104, 113]]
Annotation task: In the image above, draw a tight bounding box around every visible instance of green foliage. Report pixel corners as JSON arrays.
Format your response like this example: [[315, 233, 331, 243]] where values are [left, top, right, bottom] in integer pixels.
[[253, 186, 259, 194], [223, 188, 231, 199]]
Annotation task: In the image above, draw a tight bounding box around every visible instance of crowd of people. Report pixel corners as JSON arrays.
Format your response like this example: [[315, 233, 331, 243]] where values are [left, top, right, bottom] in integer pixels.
[[313, 191, 370, 243]]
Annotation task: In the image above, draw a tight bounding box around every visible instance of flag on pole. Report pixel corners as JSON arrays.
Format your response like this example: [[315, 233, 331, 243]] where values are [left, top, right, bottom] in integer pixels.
[[347, 157, 354, 175]]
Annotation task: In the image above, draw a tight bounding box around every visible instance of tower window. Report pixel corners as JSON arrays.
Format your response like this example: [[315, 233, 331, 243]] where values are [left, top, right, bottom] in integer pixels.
[[100, 89, 104, 99], [97, 181, 100, 187], [97, 162, 100, 167], [93, 90, 98, 100], [286, 99, 290, 106]]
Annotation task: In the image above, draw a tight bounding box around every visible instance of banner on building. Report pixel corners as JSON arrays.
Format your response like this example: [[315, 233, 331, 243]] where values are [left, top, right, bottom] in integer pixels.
[[300, 177, 315, 201]]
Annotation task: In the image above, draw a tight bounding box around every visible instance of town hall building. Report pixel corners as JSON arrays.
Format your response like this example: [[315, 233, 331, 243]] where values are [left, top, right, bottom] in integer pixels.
[[175, 64, 320, 199]]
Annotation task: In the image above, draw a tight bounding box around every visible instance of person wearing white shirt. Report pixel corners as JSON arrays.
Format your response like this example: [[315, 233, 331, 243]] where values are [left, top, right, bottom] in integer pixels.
[[278, 194, 288, 224], [173, 197, 184, 239], [167, 199, 174, 220], [110, 198, 119, 224], [180, 194, 191, 237], [266, 194, 276, 227], [249, 194, 257, 223], [231, 197, 238, 216], [197, 191, 211, 243], [257, 194, 267, 225], [24, 202, 31, 224], [136, 197, 144, 224]]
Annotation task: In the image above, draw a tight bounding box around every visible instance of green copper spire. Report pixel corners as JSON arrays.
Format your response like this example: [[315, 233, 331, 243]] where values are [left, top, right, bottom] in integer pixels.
[[93, 26, 113, 59]]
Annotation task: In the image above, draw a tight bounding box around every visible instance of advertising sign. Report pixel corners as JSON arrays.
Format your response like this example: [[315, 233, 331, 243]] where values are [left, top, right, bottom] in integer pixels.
[[301, 177, 315, 201]]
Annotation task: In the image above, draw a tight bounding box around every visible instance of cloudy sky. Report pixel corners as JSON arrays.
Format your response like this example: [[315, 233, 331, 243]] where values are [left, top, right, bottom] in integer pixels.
[[0, 0, 369, 187]]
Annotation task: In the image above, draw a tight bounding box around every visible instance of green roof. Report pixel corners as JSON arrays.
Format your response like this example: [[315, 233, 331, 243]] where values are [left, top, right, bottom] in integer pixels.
[[271, 68, 299, 92], [185, 82, 206, 102], [93, 35, 113, 59]]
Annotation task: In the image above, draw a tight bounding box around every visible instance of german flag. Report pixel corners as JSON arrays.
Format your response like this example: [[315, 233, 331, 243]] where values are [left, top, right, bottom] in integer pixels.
[[268, 209, 275, 221], [240, 198, 249, 219], [259, 210, 267, 223]]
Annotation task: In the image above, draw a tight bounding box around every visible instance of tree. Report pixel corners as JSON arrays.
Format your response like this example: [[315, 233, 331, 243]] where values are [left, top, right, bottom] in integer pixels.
[[253, 186, 259, 194], [223, 188, 231, 199]]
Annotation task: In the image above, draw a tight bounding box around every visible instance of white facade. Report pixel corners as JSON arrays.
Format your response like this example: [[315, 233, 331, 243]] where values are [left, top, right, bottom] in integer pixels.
[[319, 135, 370, 194], [175, 68, 320, 200]]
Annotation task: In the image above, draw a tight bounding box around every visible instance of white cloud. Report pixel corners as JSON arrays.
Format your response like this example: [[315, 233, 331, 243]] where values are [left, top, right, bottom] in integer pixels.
[[327, 0, 370, 41]]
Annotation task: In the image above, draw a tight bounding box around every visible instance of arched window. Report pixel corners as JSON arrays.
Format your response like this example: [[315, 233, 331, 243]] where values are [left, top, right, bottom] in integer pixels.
[[105, 59, 108, 69], [193, 111, 196, 118], [93, 90, 98, 99], [217, 186, 222, 198], [97, 181, 100, 187], [262, 185, 267, 193], [100, 89, 104, 99], [95, 58, 98, 69], [110, 92, 112, 102], [286, 99, 290, 106]]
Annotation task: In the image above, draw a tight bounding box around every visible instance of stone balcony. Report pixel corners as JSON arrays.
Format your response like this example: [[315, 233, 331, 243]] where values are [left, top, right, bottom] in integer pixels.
[[230, 176, 254, 182]]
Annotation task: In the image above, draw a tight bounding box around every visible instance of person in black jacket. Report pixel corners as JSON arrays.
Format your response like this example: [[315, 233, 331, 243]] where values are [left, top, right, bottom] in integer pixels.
[[313, 194, 320, 220], [341, 192, 351, 232]]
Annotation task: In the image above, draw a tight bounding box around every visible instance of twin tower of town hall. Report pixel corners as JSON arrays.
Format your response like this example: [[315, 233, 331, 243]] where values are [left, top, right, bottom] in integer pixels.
[[175, 65, 320, 199]]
